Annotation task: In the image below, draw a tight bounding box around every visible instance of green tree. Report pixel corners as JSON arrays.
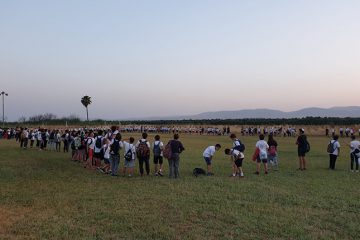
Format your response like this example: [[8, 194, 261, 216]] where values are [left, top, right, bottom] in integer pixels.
[[81, 96, 92, 121]]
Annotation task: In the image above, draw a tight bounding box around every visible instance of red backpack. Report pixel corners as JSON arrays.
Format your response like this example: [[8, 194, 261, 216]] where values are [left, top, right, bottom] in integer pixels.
[[163, 141, 172, 159]]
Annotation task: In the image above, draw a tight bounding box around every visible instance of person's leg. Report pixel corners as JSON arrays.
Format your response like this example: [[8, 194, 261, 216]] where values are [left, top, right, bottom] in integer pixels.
[[159, 157, 163, 174], [350, 153, 355, 171], [144, 157, 150, 175], [329, 154, 332, 169], [173, 154, 180, 178], [138, 157, 144, 176], [302, 156, 306, 170], [298, 156, 302, 170], [264, 160, 268, 173], [154, 156, 159, 175], [333, 155, 337, 169], [168, 158, 174, 178]]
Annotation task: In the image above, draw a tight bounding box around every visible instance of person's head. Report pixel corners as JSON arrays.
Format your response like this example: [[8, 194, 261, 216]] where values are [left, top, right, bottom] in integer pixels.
[[142, 132, 148, 139], [333, 135, 339, 141], [98, 130, 103, 136], [224, 148, 231, 155], [259, 134, 265, 140], [154, 135, 160, 141], [230, 133, 236, 140], [215, 144, 221, 151], [174, 134, 179, 140], [115, 133, 122, 141], [351, 135, 356, 140], [111, 125, 117, 132], [129, 137, 135, 144], [299, 128, 305, 134]]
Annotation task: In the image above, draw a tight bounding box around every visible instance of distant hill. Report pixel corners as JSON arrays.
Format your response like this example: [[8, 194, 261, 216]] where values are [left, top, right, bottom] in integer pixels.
[[153, 106, 360, 120]]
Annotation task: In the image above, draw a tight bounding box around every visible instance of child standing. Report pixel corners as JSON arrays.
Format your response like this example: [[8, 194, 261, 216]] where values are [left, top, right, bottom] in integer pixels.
[[122, 137, 136, 177], [153, 135, 164, 176], [225, 148, 245, 177], [255, 134, 269, 175], [202, 144, 221, 176]]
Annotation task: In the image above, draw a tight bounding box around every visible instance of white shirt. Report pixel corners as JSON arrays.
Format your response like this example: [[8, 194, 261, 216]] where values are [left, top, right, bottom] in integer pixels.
[[231, 149, 244, 159], [123, 141, 136, 160], [256, 140, 269, 159], [350, 140, 360, 153], [203, 146, 216, 158], [330, 140, 341, 156], [94, 136, 103, 153], [103, 143, 111, 159], [87, 137, 95, 150]]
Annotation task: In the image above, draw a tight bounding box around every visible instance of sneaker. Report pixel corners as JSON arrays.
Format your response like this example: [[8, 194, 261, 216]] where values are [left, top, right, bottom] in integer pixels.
[[158, 171, 164, 177], [350, 170, 354, 172], [356, 170, 359, 173], [207, 172, 214, 176], [230, 174, 236, 177], [240, 172, 244, 178], [265, 171, 268, 175], [154, 173, 159, 176], [254, 171, 260, 175]]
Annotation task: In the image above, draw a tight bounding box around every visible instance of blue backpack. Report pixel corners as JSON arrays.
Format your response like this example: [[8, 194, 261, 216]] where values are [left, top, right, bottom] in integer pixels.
[[233, 139, 245, 152]]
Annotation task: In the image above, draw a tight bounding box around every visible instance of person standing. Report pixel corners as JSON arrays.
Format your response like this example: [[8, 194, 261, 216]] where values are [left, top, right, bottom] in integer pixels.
[[349, 135, 360, 172], [267, 134, 279, 171], [296, 129, 309, 171], [153, 135, 164, 176], [328, 135, 340, 170], [255, 134, 269, 175], [168, 134, 185, 179], [109, 133, 122, 176], [136, 133, 151, 176]]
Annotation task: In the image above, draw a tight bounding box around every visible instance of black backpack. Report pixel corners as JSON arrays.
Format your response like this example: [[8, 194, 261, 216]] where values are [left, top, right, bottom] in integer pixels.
[[124, 146, 133, 161], [95, 136, 102, 149], [110, 140, 121, 155], [193, 168, 207, 177]]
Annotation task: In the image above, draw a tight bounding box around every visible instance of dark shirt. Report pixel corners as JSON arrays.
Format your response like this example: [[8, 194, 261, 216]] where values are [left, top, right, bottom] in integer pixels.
[[297, 135, 307, 149], [170, 140, 185, 154]]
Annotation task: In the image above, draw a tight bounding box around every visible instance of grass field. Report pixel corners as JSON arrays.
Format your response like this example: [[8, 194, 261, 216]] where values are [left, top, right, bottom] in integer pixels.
[[0, 134, 359, 240]]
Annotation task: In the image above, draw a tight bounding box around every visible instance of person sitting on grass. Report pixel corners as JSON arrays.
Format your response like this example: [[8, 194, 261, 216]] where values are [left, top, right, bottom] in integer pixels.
[[202, 144, 221, 176], [225, 148, 245, 177], [255, 134, 269, 175]]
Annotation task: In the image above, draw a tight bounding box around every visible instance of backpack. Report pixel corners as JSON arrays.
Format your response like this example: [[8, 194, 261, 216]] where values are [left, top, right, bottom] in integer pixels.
[[305, 140, 310, 153], [95, 136, 102, 149], [163, 141, 172, 159], [193, 168, 207, 177], [268, 145, 277, 156], [153, 142, 161, 157], [327, 141, 336, 154], [124, 145, 133, 161], [233, 139, 245, 152], [110, 140, 121, 155], [136, 140, 150, 158]]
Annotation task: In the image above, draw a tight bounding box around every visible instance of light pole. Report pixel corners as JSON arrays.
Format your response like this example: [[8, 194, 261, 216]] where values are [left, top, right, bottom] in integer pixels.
[[0, 91, 9, 128]]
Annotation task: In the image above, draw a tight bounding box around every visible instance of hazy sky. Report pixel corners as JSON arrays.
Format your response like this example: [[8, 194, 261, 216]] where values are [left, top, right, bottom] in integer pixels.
[[1, 0, 360, 121]]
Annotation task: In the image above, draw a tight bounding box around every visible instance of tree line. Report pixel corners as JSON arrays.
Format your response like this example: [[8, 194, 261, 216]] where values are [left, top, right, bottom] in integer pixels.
[[11, 116, 360, 126]]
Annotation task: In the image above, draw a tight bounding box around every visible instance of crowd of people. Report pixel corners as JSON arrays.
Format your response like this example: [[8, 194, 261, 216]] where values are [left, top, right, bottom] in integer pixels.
[[1, 125, 360, 178]]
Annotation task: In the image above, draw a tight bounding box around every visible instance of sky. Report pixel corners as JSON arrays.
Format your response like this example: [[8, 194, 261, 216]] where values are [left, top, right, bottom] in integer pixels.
[[1, 0, 360, 121]]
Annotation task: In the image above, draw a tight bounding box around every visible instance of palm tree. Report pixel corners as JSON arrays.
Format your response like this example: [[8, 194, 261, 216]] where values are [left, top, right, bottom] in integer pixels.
[[81, 96, 92, 122]]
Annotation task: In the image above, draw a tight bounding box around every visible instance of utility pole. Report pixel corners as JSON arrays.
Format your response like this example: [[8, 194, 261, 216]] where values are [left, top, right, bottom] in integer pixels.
[[0, 91, 9, 128]]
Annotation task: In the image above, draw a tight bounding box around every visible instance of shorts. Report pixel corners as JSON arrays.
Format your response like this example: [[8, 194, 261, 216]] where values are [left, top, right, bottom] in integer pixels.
[[204, 157, 212, 166], [154, 155, 163, 165], [94, 151, 104, 159], [124, 159, 135, 168], [257, 156, 267, 163], [234, 158, 243, 167], [298, 149, 306, 157]]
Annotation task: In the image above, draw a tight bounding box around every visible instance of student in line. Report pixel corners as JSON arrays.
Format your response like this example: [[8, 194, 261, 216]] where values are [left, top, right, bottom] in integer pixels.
[[349, 135, 360, 172], [168, 134, 185, 179], [267, 134, 279, 171], [122, 137, 136, 177], [153, 135, 164, 176], [255, 134, 269, 175], [136, 133, 151, 177], [328, 135, 340, 170], [296, 129, 308, 171], [109, 133, 122, 177]]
